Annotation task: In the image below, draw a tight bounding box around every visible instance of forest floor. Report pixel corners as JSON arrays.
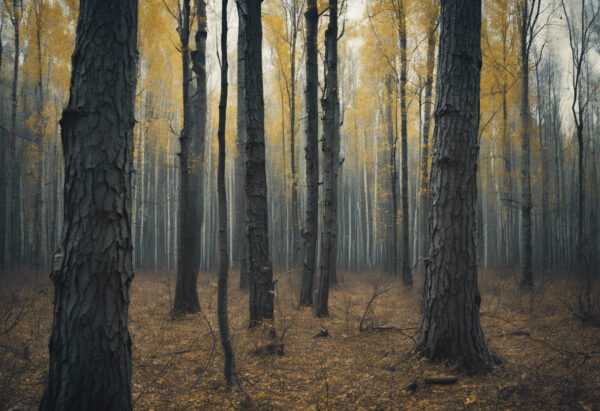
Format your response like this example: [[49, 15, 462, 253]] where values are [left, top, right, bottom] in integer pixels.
[[1, 268, 599, 410]]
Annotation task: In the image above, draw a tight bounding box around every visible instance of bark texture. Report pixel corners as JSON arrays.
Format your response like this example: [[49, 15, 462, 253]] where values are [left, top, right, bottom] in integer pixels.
[[174, 0, 202, 314], [315, 0, 339, 317], [40, 0, 138, 409], [237, 2, 249, 289], [415, 0, 498, 373], [216, 0, 238, 389], [242, 0, 275, 327], [299, 0, 319, 307]]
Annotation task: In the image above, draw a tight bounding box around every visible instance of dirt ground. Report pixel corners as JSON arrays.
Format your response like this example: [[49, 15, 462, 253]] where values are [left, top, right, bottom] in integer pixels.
[[1, 268, 599, 410]]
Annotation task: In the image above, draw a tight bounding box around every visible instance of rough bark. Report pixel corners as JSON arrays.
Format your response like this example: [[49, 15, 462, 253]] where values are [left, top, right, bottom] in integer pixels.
[[242, 0, 275, 327], [398, 0, 412, 287], [299, 0, 319, 307], [39, 0, 138, 408], [415, 0, 499, 373], [315, 0, 339, 317], [216, 0, 238, 389], [174, 0, 202, 314], [237, 1, 249, 289]]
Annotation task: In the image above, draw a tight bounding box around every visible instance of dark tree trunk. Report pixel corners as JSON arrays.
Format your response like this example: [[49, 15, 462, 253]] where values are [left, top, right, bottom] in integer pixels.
[[289, 0, 302, 267], [299, 0, 319, 307], [519, 0, 533, 288], [8, 0, 21, 268], [418, 7, 437, 273], [237, 1, 249, 289], [216, 0, 238, 389], [415, 0, 499, 373], [315, 0, 339, 317], [386, 77, 398, 277], [0, 18, 5, 268], [39, 0, 138, 409], [174, 0, 202, 314], [242, 0, 275, 327], [398, 0, 412, 287], [190, 0, 207, 271]]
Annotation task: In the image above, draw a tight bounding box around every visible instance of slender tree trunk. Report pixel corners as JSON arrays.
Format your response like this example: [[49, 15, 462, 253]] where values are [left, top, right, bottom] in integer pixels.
[[0, 18, 6, 268], [315, 0, 339, 317], [40, 1, 138, 408], [237, 2, 249, 289], [299, 0, 319, 307], [398, 0, 412, 287], [386, 77, 398, 277], [8, 1, 21, 268], [174, 0, 202, 314], [415, 0, 498, 373], [216, 0, 238, 389], [418, 8, 437, 273], [290, 0, 302, 267], [33, 3, 44, 266], [242, 0, 275, 328], [519, 1, 533, 288]]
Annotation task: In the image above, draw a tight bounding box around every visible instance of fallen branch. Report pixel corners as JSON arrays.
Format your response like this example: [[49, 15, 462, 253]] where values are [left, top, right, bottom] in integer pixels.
[[424, 376, 458, 385]]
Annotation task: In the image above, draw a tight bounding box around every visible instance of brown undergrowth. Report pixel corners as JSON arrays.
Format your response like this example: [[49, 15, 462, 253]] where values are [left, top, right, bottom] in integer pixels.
[[1, 268, 599, 410]]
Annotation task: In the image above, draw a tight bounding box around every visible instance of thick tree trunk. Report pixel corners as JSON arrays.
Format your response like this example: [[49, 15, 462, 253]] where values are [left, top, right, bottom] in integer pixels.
[[415, 0, 498, 373], [174, 0, 202, 314], [237, 2, 249, 289], [519, 2, 533, 288], [299, 0, 319, 307], [216, 0, 238, 389], [39, 0, 138, 408], [315, 0, 339, 317], [242, 0, 275, 327], [398, 1, 412, 287]]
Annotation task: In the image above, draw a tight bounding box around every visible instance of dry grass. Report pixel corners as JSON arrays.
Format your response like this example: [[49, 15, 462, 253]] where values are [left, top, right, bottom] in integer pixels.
[[1, 267, 599, 410]]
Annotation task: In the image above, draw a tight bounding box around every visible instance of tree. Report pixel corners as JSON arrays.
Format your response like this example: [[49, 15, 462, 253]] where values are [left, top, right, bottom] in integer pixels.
[[236, 0, 249, 289], [417, 0, 438, 273], [4, 0, 22, 269], [315, 0, 340, 317], [39, 0, 138, 408], [415, 0, 499, 372], [173, 0, 203, 314], [299, 0, 319, 307], [517, 0, 543, 289], [397, 0, 412, 287], [241, 0, 275, 327], [561, 0, 599, 265], [216, 0, 239, 389]]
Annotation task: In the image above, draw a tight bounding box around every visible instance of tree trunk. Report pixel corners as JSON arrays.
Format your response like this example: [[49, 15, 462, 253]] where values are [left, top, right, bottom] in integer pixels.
[[415, 0, 499, 373], [519, 1, 533, 288], [299, 0, 319, 307], [315, 0, 339, 317], [386, 77, 398, 277], [216, 0, 239, 389], [40, 0, 138, 408], [237, 1, 249, 289], [242, 0, 275, 328], [174, 0, 202, 314], [398, 0, 412, 287], [8, 0, 21, 268], [418, 6, 437, 274], [289, 0, 302, 267]]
